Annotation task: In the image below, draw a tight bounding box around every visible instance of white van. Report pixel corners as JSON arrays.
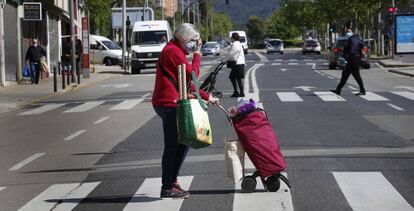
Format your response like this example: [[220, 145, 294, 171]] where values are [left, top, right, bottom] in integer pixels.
[[89, 35, 123, 66], [130, 20, 172, 74], [229, 30, 249, 54]]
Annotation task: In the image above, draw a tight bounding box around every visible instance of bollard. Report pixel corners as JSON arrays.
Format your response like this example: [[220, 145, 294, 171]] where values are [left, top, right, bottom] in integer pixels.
[[67, 65, 71, 86], [53, 67, 57, 92], [58, 62, 61, 75], [62, 65, 66, 90], [77, 67, 80, 85]]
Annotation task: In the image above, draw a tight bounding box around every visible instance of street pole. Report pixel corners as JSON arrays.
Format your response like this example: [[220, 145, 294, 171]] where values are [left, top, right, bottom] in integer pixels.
[[161, 0, 164, 20], [173, 0, 176, 29], [0, 2, 5, 87], [16, 1, 23, 83], [122, 0, 126, 70], [69, 0, 76, 83]]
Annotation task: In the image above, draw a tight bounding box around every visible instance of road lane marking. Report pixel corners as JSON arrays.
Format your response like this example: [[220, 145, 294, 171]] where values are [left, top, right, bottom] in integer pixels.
[[288, 63, 299, 65], [348, 86, 358, 90], [18, 104, 65, 115], [63, 101, 105, 113], [271, 63, 281, 66], [391, 91, 414, 100], [318, 59, 327, 61], [333, 172, 414, 211], [387, 103, 405, 111], [9, 153, 46, 171], [254, 52, 268, 61], [233, 173, 293, 211], [352, 92, 389, 101], [201, 65, 212, 69], [242, 64, 263, 102], [109, 93, 150, 110], [0, 187, 5, 192], [281, 69, 287, 72], [123, 176, 193, 211], [289, 59, 297, 61], [323, 63, 329, 65], [314, 91, 346, 101], [64, 130, 87, 141], [18, 182, 100, 211], [327, 76, 335, 79], [94, 116, 110, 124], [275, 59, 283, 61], [304, 59, 312, 61], [276, 92, 304, 102]]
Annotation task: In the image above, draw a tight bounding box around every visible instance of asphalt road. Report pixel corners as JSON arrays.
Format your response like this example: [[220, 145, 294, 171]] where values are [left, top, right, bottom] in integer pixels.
[[0, 49, 413, 211]]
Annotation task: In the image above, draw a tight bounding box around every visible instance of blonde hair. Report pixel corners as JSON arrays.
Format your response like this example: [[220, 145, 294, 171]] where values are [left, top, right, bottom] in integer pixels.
[[173, 23, 199, 44]]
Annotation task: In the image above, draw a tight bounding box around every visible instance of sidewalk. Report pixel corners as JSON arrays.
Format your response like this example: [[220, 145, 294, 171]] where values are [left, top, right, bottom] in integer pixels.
[[0, 65, 127, 114], [377, 58, 414, 77]]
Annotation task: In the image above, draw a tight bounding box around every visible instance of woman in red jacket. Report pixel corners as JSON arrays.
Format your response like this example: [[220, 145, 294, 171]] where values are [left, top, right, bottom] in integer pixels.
[[152, 23, 219, 199]]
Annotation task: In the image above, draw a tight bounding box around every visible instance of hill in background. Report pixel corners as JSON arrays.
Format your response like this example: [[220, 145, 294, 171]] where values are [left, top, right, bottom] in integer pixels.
[[213, 0, 280, 29]]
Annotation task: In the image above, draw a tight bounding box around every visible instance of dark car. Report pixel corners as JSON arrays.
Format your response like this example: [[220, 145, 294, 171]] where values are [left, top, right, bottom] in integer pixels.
[[329, 36, 370, 69]]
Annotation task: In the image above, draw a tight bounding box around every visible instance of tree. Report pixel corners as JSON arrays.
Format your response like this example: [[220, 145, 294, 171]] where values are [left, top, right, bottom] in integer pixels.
[[86, 0, 112, 36], [266, 11, 300, 40], [246, 16, 266, 44], [212, 12, 233, 40]]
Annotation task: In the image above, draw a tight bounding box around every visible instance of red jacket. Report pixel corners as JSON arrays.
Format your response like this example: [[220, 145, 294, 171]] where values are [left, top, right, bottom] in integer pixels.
[[152, 40, 209, 107]]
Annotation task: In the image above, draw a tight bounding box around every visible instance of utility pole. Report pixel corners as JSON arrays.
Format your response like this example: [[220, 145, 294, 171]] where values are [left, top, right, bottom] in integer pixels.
[[69, 0, 76, 83], [173, 0, 176, 29], [161, 0, 164, 20], [0, 1, 5, 87], [122, 0, 126, 70]]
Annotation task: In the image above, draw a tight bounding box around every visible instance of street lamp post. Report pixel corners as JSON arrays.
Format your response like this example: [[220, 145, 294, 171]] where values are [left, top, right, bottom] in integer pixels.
[[0, 1, 5, 87]]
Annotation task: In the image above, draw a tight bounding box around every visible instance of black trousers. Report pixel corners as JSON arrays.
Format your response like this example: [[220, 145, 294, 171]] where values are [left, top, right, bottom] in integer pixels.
[[336, 58, 365, 92]]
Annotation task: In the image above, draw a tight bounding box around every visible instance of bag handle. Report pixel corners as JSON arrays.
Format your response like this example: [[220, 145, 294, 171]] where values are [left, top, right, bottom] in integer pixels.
[[191, 71, 208, 111]]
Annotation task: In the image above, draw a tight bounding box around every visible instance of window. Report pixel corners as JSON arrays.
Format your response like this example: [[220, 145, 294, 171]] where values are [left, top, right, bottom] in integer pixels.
[[132, 30, 168, 45], [101, 41, 121, 50]]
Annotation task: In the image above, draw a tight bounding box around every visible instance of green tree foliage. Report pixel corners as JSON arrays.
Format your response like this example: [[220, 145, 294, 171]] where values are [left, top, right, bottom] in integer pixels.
[[86, 0, 112, 36], [265, 11, 300, 40], [246, 16, 266, 44], [212, 12, 233, 40]]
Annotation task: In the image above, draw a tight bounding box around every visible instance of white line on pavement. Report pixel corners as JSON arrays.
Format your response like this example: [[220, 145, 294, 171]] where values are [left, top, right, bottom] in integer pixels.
[[233, 173, 293, 211], [281, 69, 287, 72], [94, 116, 110, 124], [271, 63, 281, 66], [276, 92, 303, 102], [333, 172, 414, 211], [275, 59, 283, 61], [352, 92, 389, 101], [323, 63, 329, 65], [348, 86, 358, 90], [289, 59, 297, 61], [123, 176, 194, 211], [110, 93, 150, 110], [288, 63, 299, 65], [387, 103, 405, 111], [242, 64, 263, 102], [0, 187, 6, 192], [391, 91, 414, 100], [327, 76, 335, 79], [9, 153, 46, 171], [314, 91, 346, 101], [64, 130, 87, 141], [254, 52, 268, 61], [18, 104, 65, 115], [18, 182, 100, 211], [63, 101, 105, 113]]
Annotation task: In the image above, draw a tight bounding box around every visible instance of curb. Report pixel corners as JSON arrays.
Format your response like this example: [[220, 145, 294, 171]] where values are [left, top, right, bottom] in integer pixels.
[[378, 60, 414, 68], [388, 69, 414, 77]]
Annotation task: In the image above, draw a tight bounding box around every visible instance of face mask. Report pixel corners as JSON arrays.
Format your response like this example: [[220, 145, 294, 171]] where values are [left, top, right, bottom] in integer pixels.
[[346, 32, 353, 38], [184, 40, 196, 53]]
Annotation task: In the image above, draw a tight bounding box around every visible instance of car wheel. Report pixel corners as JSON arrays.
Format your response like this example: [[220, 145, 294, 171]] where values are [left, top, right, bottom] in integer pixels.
[[131, 68, 141, 74], [104, 58, 112, 66], [329, 63, 336, 70], [280, 52, 284, 54]]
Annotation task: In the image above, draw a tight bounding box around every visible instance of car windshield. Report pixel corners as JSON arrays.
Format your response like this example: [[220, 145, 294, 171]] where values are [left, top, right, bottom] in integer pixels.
[[204, 43, 217, 48], [132, 30, 168, 45], [101, 40, 121, 50], [305, 40, 317, 46], [239, 36, 246, 42], [336, 40, 348, 48], [269, 40, 282, 46]]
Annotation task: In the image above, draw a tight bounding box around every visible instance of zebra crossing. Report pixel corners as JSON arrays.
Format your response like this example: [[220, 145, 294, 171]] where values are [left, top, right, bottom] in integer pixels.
[[17, 93, 151, 116], [2, 171, 412, 210], [275, 91, 414, 103]]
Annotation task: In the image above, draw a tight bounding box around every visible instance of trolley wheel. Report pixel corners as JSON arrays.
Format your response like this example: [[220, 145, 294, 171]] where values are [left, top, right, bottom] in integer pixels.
[[213, 92, 223, 98], [241, 176, 257, 193], [265, 174, 281, 192]]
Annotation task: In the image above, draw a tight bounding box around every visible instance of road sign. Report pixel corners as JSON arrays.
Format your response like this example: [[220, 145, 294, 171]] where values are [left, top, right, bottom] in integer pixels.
[[23, 2, 42, 21]]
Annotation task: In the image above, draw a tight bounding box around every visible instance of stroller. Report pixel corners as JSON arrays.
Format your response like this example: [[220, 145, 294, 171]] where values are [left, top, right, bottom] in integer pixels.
[[201, 63, 291, 193]]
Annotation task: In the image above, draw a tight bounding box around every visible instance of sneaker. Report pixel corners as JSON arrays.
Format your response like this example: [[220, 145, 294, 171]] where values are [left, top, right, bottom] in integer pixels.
[[330, 89, 341, 95], [173, 181, 186, 192], [160, 187, 190, 199]]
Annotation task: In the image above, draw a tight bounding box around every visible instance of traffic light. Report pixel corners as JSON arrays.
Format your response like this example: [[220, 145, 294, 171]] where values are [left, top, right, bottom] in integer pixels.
[[388, 7, 397, 13], [329, 25, 336, 33]]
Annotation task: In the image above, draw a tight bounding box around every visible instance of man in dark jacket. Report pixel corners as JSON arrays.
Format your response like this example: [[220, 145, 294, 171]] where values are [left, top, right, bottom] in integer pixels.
[[25, 39, 46, 84], [331, 29, 366, 95]]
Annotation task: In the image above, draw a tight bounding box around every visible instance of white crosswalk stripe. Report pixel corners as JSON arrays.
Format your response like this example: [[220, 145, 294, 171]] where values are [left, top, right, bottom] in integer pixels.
[[314, 91, 346, 101], [333, 172, 414, 211], [391, 91, 414, 100], [18, 104, 65, 115], [0, 187, 5, 192], [110, 94, 150, 110], [276, 92, 304, 102], [353, 91, 389, 101], [63, 101, 105, 113], [18, 182, 100, 211], [123, 176, 193, 211], [233, 173, 293, 211]]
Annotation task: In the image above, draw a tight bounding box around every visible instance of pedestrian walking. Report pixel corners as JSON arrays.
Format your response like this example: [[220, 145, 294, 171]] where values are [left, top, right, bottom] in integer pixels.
[[25, 38, 46, 84], [61, 38, 72, 71], [224, 32, 246, 97], [331, 29, 366, 96], [152, 23, 219, 199]]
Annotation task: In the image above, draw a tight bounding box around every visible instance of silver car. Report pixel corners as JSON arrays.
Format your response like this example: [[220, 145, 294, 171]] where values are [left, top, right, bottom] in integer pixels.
[[201, 42, 220, 56], [266, 39, 284, 54]]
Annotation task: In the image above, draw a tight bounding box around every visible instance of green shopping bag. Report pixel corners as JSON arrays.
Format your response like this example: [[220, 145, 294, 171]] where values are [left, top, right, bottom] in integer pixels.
[[177, 71, 212, 149]]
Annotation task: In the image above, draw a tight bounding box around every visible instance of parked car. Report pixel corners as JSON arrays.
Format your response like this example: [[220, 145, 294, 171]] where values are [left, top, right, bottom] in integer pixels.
[[201, 42, 220, 56], [266, 39, 284, 54], [302, 39, 321, 54], [329, 36, 370, 70], [90, 35, 123, 66]]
